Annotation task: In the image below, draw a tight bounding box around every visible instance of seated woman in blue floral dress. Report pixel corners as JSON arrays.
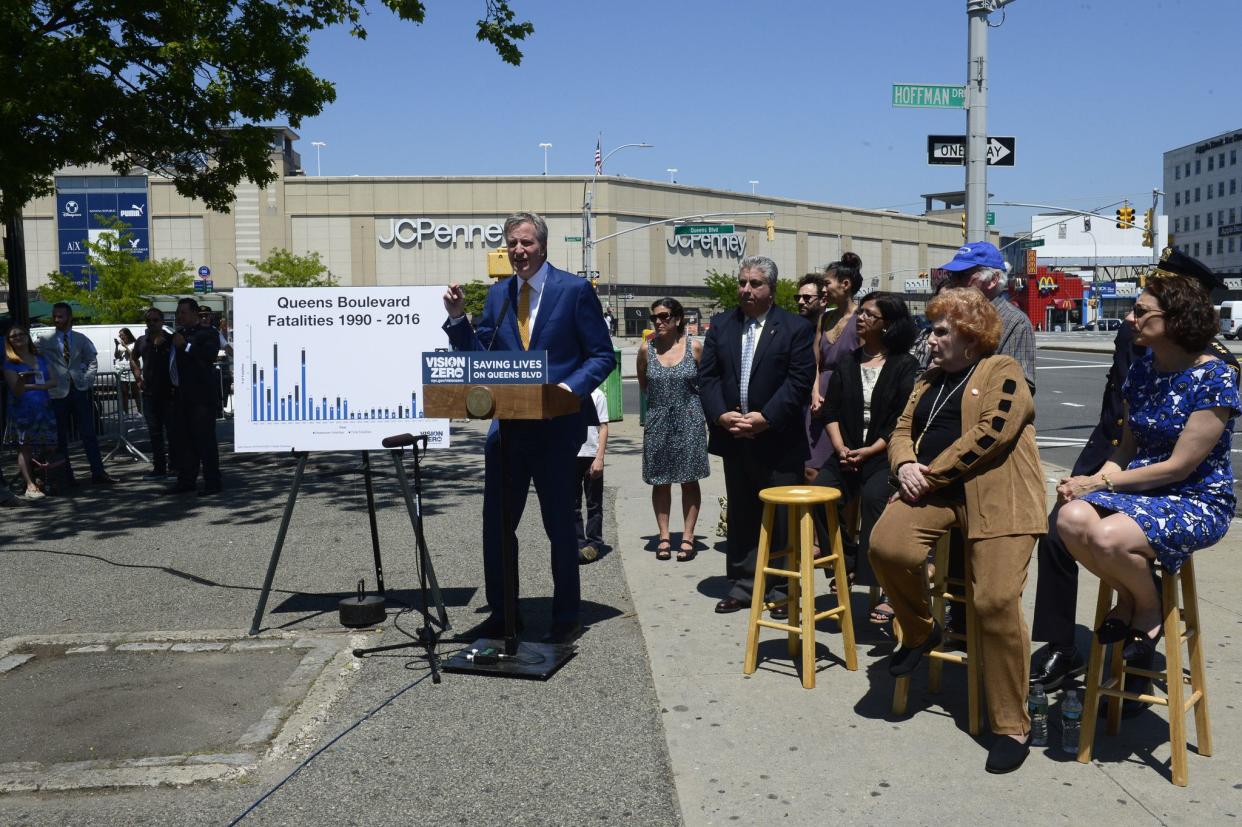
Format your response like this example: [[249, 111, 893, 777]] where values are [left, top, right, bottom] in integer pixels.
[[1057, 266, 1240, 661], [3, 326, 59, 499]]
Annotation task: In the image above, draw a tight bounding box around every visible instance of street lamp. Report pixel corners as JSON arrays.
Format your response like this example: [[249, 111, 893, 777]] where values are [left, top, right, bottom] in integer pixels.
[[582, 140, 652, 304], [311, 141, 327, 176], [666, 168, 678, 183], [539, 142, 552, 175], [749, 180, 759, 195]]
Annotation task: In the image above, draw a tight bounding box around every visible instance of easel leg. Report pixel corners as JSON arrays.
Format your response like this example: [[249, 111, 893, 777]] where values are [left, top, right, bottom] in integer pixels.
[[248, 452, 309, 635], [361, 451, 386, 595]]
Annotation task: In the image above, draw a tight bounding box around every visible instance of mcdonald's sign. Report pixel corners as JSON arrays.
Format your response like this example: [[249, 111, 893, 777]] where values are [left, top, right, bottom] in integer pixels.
[[1037, 275, 1058, 295]]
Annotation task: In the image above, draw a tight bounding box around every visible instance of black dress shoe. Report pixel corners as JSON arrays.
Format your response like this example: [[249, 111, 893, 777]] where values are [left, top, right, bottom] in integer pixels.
[[769, 603, 788, 620], [91, 473, 117, 486], [1030, 648, 1083, 691], [198, 484, 222, 496], [471, 613, 524, 639], [168, 483, 197, 494], [542, 621, 583, 645], [889, 623, 942, 677], [985, 736, 1030, 774], [715, 596, 746, 614]]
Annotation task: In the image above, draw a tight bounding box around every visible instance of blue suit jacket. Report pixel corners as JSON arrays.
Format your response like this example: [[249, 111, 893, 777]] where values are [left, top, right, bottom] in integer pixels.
[[442, 265, 616, 441]]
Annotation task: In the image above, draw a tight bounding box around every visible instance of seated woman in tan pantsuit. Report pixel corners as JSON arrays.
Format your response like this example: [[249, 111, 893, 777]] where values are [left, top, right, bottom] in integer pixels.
[[868, 287, 1046, 775]]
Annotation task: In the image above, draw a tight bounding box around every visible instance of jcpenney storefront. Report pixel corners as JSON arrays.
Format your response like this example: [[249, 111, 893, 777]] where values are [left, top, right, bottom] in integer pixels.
[[19, 146, 970, 322]]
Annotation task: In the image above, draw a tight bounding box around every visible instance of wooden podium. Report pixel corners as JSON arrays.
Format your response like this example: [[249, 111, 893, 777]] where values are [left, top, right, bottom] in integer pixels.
[[424, 382, 582, 680]]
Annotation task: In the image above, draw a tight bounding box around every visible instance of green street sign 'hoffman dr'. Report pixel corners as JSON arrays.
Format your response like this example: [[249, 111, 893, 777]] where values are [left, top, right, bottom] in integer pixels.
[[892, 83, 966, 109]]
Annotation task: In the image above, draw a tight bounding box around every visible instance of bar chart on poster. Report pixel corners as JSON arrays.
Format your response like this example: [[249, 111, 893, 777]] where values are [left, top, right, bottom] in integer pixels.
[[233, 286, 452, 452]]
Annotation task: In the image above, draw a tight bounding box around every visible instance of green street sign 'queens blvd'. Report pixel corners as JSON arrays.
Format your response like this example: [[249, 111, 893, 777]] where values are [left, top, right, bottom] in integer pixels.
[[892, 83, 966, 109], [674, 224, 734, 236]]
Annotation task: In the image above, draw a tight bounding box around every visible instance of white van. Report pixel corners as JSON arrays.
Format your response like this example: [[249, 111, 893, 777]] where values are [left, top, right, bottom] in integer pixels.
[[1219, 301, 1242, 339]]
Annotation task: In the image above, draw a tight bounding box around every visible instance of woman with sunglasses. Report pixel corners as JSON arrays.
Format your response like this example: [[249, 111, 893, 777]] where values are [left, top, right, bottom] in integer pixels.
[[3, 326, 59, 499], [1057, 272, 1240, 665], [818, 293, 919, 620], [637, 297, 709, 560]]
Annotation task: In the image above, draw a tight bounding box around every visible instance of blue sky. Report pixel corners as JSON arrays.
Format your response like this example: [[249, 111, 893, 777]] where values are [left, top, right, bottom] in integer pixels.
[[296, 1, 1240, 236]]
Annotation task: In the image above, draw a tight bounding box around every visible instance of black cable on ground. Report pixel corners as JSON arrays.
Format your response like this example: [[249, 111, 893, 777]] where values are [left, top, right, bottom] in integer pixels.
[[227, 670, 432, 825]]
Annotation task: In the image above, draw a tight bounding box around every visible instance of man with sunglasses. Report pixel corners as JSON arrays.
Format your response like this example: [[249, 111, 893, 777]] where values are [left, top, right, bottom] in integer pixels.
[[795, 274, 826, 323], [700, 256, 816, 613], [1031, 249, 1238, 708]]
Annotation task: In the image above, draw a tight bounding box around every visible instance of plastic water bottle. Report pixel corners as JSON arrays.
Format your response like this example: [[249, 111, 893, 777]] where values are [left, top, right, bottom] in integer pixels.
[[1061, 689, 1083, 754], [1028, 685, 1049, 747]]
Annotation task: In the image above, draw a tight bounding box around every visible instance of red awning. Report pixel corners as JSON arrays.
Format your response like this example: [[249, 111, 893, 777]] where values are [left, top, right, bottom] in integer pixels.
[[1053, 299, 1076, 310]]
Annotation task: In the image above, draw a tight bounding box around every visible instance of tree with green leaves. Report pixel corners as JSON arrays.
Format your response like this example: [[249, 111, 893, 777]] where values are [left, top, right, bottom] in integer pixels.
[[461, 281, 493, 318], [0, 1, 532, 218], [1, 0, 533, 323], [703, 268, 799, 313], [40, 218, 192, 324], [244, 249, 336, 288]]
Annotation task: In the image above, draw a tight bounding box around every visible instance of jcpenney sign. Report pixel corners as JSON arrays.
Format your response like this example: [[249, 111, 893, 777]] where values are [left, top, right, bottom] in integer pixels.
[[378, 218, 505, 247], [666, 231, 747, 258]]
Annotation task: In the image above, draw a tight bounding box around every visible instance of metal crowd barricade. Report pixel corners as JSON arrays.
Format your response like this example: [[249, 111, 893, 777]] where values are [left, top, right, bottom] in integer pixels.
[[83, 371, 149, 464]]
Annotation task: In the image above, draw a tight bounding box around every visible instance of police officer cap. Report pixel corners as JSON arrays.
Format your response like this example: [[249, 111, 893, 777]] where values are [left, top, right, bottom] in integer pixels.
[[1154, 247, 1224, 292]]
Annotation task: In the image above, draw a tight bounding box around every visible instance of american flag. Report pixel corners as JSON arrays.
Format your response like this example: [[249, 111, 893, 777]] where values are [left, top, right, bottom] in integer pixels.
[[594, 138, 602, 174]]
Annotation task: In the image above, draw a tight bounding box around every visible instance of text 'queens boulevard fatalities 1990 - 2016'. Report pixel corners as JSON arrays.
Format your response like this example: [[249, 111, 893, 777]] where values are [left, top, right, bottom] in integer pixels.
[[266, 294, 421, 327]]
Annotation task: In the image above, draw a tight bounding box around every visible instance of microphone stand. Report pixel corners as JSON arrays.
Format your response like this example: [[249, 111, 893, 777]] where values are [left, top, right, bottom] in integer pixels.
[[352, 433, 449, 683]]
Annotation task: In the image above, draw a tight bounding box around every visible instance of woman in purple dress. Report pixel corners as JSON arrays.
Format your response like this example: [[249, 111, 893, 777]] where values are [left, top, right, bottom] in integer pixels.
[[807, 253, 864, 472]]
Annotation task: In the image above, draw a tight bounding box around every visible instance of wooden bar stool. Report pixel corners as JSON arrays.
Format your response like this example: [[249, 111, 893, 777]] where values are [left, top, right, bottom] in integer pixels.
[[1077, 557, 1210, 786], [891, 532, 983, 736], [743, 485, 858, 688]]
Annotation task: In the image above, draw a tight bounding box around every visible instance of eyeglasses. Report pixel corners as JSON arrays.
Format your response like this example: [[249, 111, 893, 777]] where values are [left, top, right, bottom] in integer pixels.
[[649, 312, 674, 323], [1131, 304, 1163, 319], [795, 294, 820, 303]]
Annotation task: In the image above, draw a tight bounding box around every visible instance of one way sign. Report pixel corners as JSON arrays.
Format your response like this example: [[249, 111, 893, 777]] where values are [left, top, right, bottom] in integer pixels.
[[926, 135, 1016, 167]]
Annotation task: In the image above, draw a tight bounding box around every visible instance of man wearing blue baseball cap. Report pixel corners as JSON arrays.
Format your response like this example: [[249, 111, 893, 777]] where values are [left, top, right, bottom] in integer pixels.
[[939, 241, 1035, 390]]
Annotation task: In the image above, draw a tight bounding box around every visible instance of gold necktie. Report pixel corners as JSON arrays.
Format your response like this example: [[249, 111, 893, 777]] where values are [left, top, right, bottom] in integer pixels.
[[517, 281, 532, 350]]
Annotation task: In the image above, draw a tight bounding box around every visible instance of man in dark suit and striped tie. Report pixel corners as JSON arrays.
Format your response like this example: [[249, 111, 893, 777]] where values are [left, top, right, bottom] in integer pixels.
[[699, 256, 816, 613]]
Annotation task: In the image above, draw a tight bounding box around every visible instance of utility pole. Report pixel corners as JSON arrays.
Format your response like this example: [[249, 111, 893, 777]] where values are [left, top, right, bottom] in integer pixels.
[[965, 0, 1016, 242], [581, 140, 652, 290]]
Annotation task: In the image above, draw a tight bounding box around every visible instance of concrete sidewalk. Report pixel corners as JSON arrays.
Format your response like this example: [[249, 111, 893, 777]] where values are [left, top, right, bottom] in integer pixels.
[[608, 415, 1242, 825]]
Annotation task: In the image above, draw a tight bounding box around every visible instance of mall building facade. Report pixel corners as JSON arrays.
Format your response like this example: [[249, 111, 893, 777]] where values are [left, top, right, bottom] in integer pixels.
[[17, 130, 972, 332]]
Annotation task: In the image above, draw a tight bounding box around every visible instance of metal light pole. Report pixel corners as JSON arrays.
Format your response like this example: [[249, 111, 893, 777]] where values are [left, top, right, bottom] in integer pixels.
[[666, 168, 678, 183], [539, 142, 552, 175], [582, 141, 652, 296], [749, 180, 759, 195], [311, 141, 327, 176], [965, 0, 1016, 242]]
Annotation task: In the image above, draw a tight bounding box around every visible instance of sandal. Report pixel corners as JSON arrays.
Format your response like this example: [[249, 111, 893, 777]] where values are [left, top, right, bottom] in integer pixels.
[[655, 539, 672, 561], [869, 598, 895, 625], [676, 540, 697, 562]]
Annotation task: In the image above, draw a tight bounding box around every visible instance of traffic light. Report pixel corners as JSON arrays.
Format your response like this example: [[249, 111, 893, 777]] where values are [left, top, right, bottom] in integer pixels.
[[961, 211, 967, 240], [1115, 208, 1123, 229], [1118, 205, 1135, 229], [486, 248, 511, 278], [765, 218, 775, 241], [1083, 216, 1091, 232], [1142, 208, 1155, 247]]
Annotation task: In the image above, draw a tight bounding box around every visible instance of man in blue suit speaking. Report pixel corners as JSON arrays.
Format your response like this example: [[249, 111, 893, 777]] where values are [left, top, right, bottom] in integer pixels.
[[443, 212, 615, 644]]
